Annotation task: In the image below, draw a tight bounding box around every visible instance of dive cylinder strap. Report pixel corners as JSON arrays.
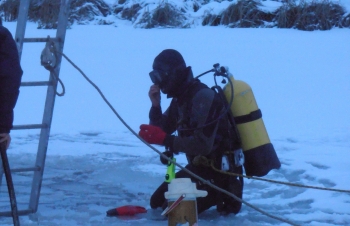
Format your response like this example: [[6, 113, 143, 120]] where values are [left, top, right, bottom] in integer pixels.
[[234, 109, 262, 125]]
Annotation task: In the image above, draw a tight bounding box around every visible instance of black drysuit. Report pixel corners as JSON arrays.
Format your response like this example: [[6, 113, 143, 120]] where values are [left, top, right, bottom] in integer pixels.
[[0, 25, 23, 134], [149, 79, 243, 214]]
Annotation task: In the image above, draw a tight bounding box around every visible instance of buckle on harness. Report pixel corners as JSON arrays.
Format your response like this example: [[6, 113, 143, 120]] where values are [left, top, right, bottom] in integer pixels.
[[234, 149, 244, 167], [221, 149, 244, 171]]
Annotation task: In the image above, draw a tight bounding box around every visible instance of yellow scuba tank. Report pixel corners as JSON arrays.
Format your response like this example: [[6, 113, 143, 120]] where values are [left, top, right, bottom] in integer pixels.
[[223, 74, 281, 177]]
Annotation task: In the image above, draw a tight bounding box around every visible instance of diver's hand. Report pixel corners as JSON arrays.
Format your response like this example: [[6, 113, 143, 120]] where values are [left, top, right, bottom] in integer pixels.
[[138, 124, 166, 145], [148, 84, 160, 107]]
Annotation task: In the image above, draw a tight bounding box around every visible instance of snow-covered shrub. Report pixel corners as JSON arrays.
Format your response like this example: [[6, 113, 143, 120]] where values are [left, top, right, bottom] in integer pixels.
[[0, 0, 349, 30], [29, 0, 61, 29], [275, 0, 347, 30], [70, 0, 111, 25], [274, 2, 299, 28], [342, 14, 350, 27], [136, 2, 187, 28], [120, 3, 141, 21], [0, 0, 20, 22], [0, 0, 111, 28], [296, 0, 345, 30], [220, 0, 267, 28], [202, 13, 221, 26]]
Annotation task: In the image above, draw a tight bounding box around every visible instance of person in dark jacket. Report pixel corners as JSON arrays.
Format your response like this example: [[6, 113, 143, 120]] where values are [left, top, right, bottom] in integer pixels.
[[0, 20, 23, 150], [138, 49, 243, 215]]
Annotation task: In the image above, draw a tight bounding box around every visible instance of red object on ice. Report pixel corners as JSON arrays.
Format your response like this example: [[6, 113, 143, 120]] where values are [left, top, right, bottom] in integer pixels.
[[106, 205, 147, 216]]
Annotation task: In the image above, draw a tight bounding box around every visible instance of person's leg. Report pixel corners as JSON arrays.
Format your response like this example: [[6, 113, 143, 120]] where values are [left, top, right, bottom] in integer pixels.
[[150, 182, 168, 209], [195, 181, 218, 214], [217, 166, 244, 214]]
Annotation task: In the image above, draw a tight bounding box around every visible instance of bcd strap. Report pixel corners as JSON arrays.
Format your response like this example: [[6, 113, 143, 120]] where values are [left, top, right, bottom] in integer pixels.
[[234, 109, 262, 125], [211, 85, 242, 146]]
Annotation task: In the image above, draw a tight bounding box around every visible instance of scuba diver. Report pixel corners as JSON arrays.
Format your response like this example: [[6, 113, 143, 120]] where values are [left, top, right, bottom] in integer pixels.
[[138, 49, 243, 215]]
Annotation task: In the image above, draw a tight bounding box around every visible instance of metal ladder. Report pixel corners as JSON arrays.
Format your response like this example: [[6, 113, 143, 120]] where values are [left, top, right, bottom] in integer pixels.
[[0, 0, 71, 216]]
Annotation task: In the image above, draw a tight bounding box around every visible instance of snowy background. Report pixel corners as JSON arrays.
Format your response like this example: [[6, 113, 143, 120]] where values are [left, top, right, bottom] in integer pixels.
[[1, 1, 350, 225]]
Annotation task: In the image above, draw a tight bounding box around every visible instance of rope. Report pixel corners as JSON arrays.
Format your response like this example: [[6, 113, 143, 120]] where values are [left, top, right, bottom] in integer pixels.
[[49, 69, 65, 96], [40, 38, 65, 97], [56, 50, 300, 226], [206, 160, 350, 194]]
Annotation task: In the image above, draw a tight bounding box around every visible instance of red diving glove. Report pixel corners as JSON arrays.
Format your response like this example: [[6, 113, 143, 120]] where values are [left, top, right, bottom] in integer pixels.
[[106, 205, 147, 216], [138, 124, 166, 145]]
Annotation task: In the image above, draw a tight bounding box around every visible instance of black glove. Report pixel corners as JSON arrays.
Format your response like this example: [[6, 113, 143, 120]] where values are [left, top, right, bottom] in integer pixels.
[[160, 150, 174, 165]]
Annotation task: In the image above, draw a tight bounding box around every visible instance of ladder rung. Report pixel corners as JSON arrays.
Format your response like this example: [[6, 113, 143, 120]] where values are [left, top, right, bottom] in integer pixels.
[[21, 81, 52, 87], [12, 124, 48, 130], [0, 209, 34, 217], [11, 166, 41, 173], [23, 37, 59, 43]]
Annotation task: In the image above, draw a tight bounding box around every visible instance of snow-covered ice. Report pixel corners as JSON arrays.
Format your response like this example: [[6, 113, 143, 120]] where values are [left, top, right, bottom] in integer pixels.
[[1, 15, 350, 226]]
